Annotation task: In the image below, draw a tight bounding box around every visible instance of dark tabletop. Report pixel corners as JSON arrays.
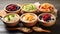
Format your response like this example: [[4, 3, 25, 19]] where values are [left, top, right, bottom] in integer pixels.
[[0, 0, 60, 34]]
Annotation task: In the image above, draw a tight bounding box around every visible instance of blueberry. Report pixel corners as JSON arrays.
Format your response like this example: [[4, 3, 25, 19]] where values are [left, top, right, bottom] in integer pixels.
[[46, 17, 54, 22], [16, 6, 20, 10], [52, 18, 54, 20], [46, 20, 49, 22], [45, 17, 51, 22], [39, 16, 42, 20], [48, 17, 51, 20]]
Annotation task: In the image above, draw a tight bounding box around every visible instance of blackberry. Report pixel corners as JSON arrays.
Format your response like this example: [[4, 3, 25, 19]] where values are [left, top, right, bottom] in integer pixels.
[[39, 16, 42, 20], [16, 6, 20, 10]]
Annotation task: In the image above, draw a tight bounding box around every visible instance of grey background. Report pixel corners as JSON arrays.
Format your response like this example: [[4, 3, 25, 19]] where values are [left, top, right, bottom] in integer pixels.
[[0, 0, 60, 34]]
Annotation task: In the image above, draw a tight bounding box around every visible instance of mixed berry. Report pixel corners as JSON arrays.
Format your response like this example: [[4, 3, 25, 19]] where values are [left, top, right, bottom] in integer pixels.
[[42, 14, 51, 21], [39, 14, 54, 22], [6, 4, 20, 11]]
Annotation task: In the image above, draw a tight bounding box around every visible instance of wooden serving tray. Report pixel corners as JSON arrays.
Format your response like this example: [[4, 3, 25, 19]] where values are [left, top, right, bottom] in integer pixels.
[[0, 0, 60, 34]]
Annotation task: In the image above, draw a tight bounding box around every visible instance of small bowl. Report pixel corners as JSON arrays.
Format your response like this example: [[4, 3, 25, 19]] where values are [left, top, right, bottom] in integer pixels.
[[38, 13, 56, 26], [20, 13, 38, 27], [21, 4, 37, 14], [4, 4, 21, 14], [2, 13, 20, 27], [38, 3, 55, 13], [38, 3, 57, 17]]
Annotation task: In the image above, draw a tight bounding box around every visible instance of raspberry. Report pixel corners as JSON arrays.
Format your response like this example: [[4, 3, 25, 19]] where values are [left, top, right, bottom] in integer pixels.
[[10, 4, 16, 8], [7, 4, 17, 11], [12, 8, 16, 11], [6, 4, 20, 11], [43, 14, 51, 21]]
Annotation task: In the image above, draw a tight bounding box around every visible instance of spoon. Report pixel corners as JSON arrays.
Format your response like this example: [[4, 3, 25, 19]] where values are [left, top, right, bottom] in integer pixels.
[[32, 26, 51, 33], [7, 27, 32, 33], [0, 10, 7, 21]]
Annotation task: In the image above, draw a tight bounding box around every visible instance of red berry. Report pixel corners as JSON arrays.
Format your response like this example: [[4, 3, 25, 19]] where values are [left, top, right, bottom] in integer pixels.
[[7, 4, 17, 11], [8, 6, 14, 9], [12, 8, 16, 11], [43, 14, 51, 21], [7, 6, 11, 9], [8, 9, 11, 11], [10, 4, 16, 8], [7, 6, 12, 11], [10, 4, 15, 6]]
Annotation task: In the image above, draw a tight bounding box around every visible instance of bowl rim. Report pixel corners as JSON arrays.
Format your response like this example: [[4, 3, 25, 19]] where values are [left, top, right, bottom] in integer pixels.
[[38, 13, 56, 24], [2, 13, 20, 23], [21, 4, 37, 13], [4, 3, 21, 13], [20, 13, 38, 23]]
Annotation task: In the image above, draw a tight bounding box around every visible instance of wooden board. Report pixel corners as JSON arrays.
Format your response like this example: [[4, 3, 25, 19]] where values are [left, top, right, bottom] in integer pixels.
[[0, 0, 60, 34]]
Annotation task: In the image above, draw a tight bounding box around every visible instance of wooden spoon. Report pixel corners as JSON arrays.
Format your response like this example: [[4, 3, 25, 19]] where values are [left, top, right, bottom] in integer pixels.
[[32, 26, 51, 33], [7, 27, 32, 33]]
